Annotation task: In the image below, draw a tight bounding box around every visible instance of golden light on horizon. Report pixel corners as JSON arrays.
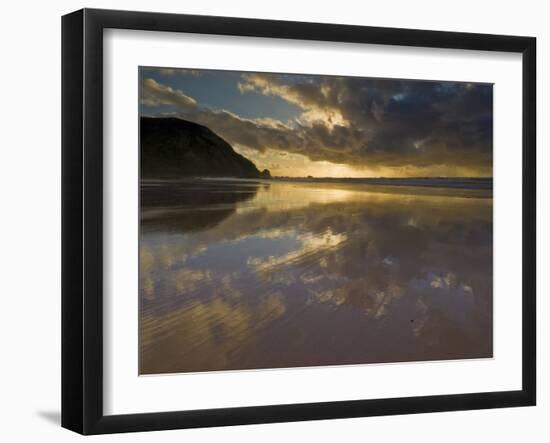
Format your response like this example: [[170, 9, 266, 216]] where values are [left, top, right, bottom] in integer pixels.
[[234, 145, 491, 178], [234, 145, 373, 178]]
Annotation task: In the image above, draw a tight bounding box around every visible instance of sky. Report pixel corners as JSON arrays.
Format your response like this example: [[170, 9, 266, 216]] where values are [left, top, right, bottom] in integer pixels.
[[139, 67, 493, 178]]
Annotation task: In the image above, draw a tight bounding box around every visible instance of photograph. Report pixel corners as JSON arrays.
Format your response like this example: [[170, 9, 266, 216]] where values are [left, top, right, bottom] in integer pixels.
[[0, 0, 542, 439], [138, 67, 494, 375]]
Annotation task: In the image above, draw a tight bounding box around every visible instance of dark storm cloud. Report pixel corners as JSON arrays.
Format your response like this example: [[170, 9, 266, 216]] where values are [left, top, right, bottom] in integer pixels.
[[237, 74, 493, 169], [141, 67, 202, 77], [141, 71, 493, 175]]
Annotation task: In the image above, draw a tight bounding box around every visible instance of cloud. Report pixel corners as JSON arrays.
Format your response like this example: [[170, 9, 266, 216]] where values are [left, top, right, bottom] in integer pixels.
[[140, 78, 197, 109], [141, 70, 493, 176], [142, 67, 201, 77], [158, 68, 201, 77], [238, 73, 347, 127], [235, 74, 493, 173]]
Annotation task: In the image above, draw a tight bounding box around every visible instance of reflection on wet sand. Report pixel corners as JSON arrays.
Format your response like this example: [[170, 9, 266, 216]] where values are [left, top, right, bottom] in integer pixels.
[[140, 179, 492, 374]]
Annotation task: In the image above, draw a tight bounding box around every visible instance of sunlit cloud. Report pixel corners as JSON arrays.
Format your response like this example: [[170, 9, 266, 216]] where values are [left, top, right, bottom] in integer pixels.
[[238, 73, 348, 128], [140, 78, 197, 109]]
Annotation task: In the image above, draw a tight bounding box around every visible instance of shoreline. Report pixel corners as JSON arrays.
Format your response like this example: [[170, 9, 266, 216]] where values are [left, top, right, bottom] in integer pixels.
[[271, 177, 492, 190], [142, 176, 493, 191]]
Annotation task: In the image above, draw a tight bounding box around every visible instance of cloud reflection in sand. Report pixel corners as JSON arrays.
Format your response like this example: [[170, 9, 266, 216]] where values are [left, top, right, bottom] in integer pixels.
[[140, 179, 492, 374]]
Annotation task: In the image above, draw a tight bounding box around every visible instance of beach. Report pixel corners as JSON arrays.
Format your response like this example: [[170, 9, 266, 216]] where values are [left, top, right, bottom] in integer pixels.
[[139, 178, 493, 374]]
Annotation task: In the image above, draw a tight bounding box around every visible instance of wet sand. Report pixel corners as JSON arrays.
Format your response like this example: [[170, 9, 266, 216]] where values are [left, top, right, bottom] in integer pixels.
[[139, 178, 493, 374]]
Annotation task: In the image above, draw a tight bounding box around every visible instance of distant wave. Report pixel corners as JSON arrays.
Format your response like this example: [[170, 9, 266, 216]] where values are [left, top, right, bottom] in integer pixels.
[[272, 177, 493, 190]]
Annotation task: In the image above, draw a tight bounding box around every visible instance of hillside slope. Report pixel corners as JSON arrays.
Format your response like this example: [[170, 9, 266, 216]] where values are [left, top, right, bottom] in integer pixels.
[[140, 117, 271, 179]]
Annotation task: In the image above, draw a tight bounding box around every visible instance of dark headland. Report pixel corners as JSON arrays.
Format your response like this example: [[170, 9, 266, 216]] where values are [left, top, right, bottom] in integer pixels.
[[140, 117, 271, 179]]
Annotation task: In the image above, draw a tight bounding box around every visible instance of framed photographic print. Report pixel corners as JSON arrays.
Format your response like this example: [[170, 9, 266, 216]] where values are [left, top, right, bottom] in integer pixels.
[[62, 8, 536, 435]]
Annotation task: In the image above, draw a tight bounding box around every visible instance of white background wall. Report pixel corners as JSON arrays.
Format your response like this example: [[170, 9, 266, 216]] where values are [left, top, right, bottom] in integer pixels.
[[0, 0, 546, 441]]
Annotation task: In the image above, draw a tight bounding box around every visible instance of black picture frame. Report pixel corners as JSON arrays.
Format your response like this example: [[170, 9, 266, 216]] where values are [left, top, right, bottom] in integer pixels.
[[62, 8, 536, 435]]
